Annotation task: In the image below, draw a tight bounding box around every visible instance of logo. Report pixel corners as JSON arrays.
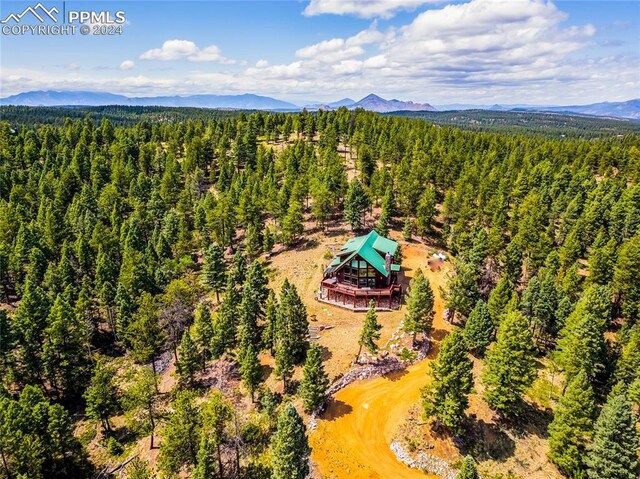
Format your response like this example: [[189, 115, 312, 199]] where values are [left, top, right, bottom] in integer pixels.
[[1, 2, 59, 23], [1, 2, 127, 36]]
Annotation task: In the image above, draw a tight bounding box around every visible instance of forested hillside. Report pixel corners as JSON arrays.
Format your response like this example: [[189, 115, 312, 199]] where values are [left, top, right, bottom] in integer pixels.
[[0, 108, 639, 479]]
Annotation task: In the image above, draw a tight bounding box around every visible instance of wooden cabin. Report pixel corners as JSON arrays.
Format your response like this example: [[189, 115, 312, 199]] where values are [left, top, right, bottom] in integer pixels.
[[318, 230, 402, 311]]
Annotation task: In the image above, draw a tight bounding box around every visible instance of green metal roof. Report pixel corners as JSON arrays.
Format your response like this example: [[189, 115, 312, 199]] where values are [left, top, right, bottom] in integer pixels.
[[328, 230, 398, 277]]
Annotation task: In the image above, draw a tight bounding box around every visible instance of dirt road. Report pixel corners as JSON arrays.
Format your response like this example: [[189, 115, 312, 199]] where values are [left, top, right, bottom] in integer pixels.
[[310, 257, 452, 479]]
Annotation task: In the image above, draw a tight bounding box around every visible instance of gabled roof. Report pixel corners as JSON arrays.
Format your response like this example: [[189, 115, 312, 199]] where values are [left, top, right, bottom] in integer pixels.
[[327, 230, 398, 277]]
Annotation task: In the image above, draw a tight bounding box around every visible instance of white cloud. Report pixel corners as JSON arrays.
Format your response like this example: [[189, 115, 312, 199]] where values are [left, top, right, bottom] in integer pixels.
[[140, 39, 234, 63], [120, 60, 135, 70], [295, 23, 385, 62], [3, 0, 637, 106], [303, 0, 440, 19]]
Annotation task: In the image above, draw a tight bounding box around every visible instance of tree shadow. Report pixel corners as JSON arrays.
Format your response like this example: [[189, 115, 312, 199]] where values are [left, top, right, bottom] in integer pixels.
[[260, 363, 273, 381], [294, 238, 320, 251], [323, 398, 354, 420], [316, 344, 333, 361], [385, 368, 409, 382], [459, 415, 517, 462]]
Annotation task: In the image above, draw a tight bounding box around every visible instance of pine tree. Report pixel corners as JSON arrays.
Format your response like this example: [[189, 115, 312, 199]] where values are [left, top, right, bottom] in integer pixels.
[[240, 343, 263, 401], [457, 456, 479, 479], [177, 330, 199, 389], [229, 249, 247, 286], [202, 391, 233, 478], [84, 362, 120, 434], [344, 179, 370, 230], [586, 390, 639, 479], [275, 331, 295, 391], [126, 458, 152, 479], [192, 302, 214, 369], [262, 290, 279, 354], [298, 343, 330, 413], [556, 288, 608, 384], [124, 368, 161, 449], [445, 259, 480, 320], [422, 328, 473, 435], [42, 293, 90, 398], [211, 277, 239, 358], [375, 212, 390, 237], [281, 200, 304, 246], [463, 300, 494, 355], [127, 292, 166, 383], [158, 390, 202, 475], [548, 369, 596, 475], [203, 243, 226, 302], [402, 217, 413, 241], [487, 276, 515, 327], [613, 232, 640, 321], [357, 300, 382, 363], [193, 436, 216, 479], [403, 269, 435, 345], [278, 280, 309, 362], [415, 188, 436, 238], [12, 277, 50, 383], [271, 404, 311, 479], [482, 310, 536, 415]]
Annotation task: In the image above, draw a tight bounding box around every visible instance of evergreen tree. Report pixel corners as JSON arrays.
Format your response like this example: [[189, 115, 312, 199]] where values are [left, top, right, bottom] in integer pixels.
[[277, 280, 309, 362], [274, 331, 295, 391], [445, 259, 481, 320], [613, 232, 640, 321], [193, 436, 217, 479], [487, 276, 515, 327], [422, 328, 473, 435], [344, 179, 370, 230], [177, 329, 199, 388], [548, 370, 596, 475], [124, 368, 162, 449], [125, 458, 152, 479], [586, 390, 639, 479], [240, 343, 263, 401], [402, 217, 413, 241], [415, 188, 436, 238], [482, 310, 536, 415], [463, 300, 494, 355], [127, 292, 166, 382], [202, 391, 233, 478], [281, 200, 304, 246], [374, 212, 390, 237], [203, 242, 226, 302], [357, 300, 382, 363], [211, 277, 239, 357], [298, 343, 330, 413], [271, 404, 311, 479], [12, 277, 50, 383], [262, 290, 279, 354], [457, 456, 479, 479], [192, 302, 214, 369], [158, 390, 202, 476], [42, 293, 90, 398], [84, 362, 120, 434], [403, 269, 435, 345]]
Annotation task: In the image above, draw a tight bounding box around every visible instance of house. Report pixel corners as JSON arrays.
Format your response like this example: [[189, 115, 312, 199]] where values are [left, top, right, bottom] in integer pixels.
[[318, 230, 402, 311]]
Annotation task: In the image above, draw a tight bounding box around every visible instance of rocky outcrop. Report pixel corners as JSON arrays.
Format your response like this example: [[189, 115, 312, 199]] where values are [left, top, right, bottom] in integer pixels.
[[390, 441, 458, 479]]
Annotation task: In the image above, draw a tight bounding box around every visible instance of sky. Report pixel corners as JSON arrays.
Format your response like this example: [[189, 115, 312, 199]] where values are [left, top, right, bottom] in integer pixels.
[[0, 0, 638, 106]]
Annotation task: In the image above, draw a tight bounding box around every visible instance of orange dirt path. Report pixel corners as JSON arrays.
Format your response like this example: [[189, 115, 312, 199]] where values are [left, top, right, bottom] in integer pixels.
[[310, 253, 452, 479]]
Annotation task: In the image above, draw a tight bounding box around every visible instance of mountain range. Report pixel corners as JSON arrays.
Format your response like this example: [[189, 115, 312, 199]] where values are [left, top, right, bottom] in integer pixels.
[[1, 90, 639, 119]]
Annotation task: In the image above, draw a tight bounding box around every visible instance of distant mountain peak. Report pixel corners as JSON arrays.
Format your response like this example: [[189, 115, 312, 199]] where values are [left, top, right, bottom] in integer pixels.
[[352, 93, 436, 113]]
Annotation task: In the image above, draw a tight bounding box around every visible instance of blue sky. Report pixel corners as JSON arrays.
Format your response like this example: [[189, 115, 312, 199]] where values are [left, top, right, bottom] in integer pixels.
[[1, 0, 638, 105]]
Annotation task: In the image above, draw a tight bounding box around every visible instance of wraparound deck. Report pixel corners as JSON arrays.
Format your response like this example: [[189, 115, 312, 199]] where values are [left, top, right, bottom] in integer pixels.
[[317, 278, 403, 311]]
